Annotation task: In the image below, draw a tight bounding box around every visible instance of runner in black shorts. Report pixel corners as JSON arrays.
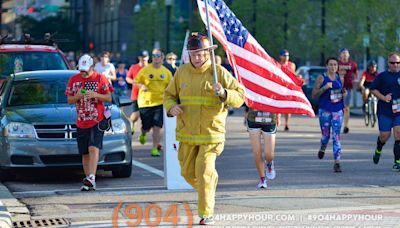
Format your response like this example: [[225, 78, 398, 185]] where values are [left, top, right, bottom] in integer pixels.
[[139, 105, 164, 132], [65, 54, 113, 191], [246, 107, 277, 189], [77, 118, 109, 154]]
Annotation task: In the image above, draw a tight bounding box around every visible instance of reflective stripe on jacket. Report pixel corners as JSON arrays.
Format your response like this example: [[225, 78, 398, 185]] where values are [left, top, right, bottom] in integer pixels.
[[164, 60, 245, 144]]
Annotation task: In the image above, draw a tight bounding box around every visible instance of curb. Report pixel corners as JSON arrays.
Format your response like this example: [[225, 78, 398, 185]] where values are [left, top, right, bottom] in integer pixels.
[[0, 201, 12, 228], [0, 183, 14, 228]]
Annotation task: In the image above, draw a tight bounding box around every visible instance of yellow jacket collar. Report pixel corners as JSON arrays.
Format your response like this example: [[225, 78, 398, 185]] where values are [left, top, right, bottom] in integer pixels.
[[189, 60, 212, 74]]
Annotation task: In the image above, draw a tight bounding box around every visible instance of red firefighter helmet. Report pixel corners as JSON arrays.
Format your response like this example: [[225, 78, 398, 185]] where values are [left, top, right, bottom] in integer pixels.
[[187, 32, 217, 52]]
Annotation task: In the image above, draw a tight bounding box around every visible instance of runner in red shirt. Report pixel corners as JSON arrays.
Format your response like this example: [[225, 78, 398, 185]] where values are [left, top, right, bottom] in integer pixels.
[[65, 54, 113, 191], [126, 50, 149, 135], [338, 48, 358, 134], [278, 49, 297, 131]]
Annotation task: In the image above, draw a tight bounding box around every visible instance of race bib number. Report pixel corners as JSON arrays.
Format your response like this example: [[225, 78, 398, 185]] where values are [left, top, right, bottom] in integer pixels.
[[392, 99, 400, 113], [255, 112, 273, 123], [330, 89, 343, 103]]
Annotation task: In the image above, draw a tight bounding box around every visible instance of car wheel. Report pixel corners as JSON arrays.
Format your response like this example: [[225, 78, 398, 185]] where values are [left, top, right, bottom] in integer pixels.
[[112, 162, 132, 178]]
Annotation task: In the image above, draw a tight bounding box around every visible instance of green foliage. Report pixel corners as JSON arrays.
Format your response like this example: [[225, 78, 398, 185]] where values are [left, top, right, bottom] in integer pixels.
[[130, 0, 400, 66], [16, 15, 82, 52]]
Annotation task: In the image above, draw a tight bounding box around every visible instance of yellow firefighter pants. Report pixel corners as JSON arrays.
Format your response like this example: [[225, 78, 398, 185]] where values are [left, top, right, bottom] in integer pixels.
[[178, 142, 224, 218]]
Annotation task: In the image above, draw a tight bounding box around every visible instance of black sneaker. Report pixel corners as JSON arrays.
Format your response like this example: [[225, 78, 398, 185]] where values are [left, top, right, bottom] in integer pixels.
[[334, 163, 342, 173], [80, 177, 96, 191], [318, 146, 326, 159], [284, 126, 289, 131], [392, 162, 400, 172], [343, 127, 349, 134], [373, 149, 381, 164], [199, 217, 214, 225]]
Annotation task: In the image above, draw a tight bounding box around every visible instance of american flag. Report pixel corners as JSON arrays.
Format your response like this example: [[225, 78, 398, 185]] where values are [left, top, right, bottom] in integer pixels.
[[197, 0, 315, 117]]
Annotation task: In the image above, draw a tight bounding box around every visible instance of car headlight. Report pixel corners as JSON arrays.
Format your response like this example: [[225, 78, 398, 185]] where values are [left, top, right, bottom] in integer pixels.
[[105, 119, 127, 135], [5, 122, 36, 138]]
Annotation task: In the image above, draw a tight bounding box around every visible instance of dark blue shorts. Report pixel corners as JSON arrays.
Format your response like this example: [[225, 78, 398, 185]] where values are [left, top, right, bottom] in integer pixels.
[[76, 119, 107, 155], [139, 105, 164, 131], [378, 114, 400, 132]]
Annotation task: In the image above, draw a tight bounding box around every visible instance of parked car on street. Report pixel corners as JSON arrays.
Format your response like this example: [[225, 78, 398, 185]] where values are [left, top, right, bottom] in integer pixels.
[[296, 66, 326, 112], [0, 70, 133, 180]]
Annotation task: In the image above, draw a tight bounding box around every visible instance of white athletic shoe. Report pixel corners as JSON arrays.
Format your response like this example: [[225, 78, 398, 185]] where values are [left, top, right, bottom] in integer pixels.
[[80, 177, 96, 191], [257, 179, 267, 189], [265, 161, 276, 180]]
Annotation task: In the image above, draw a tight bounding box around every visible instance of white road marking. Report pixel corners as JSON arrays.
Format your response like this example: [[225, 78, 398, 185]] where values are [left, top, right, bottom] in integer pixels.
[[132, 159, 164, 177], [12, 186, 167, 197], [12, 160, 166, 197]]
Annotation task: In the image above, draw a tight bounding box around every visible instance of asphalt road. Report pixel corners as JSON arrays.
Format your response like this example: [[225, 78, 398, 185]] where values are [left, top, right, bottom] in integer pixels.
[[4, 107, 400, 224], [5, 107, 400, 193]]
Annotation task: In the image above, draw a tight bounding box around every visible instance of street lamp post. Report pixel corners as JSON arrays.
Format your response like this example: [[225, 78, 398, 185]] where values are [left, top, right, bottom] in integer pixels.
[[165, 0, 172, 53], [133, 2, 141, 53], [396, 28, 400, 51], [366, 16, 371, 61]]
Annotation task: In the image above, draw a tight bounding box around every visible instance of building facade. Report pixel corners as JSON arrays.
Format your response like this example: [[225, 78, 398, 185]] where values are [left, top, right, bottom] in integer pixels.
[[68, 0, 192, 64]]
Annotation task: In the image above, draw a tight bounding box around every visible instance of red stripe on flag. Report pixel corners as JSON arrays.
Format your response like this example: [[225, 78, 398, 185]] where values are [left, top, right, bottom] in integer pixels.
[[243, 41, 304, 87], [234, 55, 303, 92], [240, 77, 310, 104], [247, 99, 314, 116]]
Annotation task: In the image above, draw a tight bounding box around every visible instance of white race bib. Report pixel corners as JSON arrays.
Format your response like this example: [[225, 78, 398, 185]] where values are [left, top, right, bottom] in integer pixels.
[[392, 99, 400, 113], [254, 112, 273, 123], [330, 89, 343, 103]]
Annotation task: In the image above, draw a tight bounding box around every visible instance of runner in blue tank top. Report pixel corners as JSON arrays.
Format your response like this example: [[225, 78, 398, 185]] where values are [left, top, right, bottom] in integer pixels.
[[312, 57, 346, 173]]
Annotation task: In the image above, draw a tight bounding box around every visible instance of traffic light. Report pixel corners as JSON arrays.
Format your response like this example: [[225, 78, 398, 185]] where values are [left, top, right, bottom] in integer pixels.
[[27, 7, 35, 13], [89, 42, 94, 50]]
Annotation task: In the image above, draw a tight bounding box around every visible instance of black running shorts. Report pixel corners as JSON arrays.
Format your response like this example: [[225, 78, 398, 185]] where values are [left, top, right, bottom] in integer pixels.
[[76, 119, 107, 155], [139, 105, 164, 131]]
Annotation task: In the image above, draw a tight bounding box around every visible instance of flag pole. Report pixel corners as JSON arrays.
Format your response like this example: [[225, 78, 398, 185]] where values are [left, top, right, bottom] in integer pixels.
[[203, 0, 219, 90]]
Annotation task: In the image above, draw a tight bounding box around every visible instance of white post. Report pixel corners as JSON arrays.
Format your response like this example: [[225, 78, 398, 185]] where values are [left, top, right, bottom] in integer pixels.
[[163, 109, 192, 190]]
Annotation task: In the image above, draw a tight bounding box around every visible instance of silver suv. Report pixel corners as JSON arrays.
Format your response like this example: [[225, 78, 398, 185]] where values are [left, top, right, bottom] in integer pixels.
[[0, 70, 132, 180]]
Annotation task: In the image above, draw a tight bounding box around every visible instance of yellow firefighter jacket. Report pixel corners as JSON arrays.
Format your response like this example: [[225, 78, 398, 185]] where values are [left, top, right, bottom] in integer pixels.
[[164, 60, 245, 144]]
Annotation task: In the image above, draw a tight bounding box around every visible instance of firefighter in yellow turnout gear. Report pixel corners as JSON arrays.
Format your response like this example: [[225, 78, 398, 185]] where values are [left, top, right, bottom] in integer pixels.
[[164, 33, 245, 225]]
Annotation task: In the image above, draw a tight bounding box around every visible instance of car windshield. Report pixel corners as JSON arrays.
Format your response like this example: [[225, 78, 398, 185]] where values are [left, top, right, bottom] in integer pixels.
[[308, 68, 326, 88], [8, 79, 68, 106], [0, 52, 68, 76]]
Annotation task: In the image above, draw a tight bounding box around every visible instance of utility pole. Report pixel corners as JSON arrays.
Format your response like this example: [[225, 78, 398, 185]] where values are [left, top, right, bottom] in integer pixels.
[[283, 0, 288, 48], [83, 1, 88, 52], [165, 0, 172, 53], [0, 0, 3, 35], [366, 16, 371, 61], [252, 0, 256, 36], [320, 0, 325, 66]]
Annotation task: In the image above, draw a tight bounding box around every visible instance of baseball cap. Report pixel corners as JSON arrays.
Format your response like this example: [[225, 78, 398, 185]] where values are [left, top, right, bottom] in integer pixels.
[[279, 49, 289, 56], [138, 50, 149, 57], [339, 48, 349, 53], [78, 54, 93, 72]]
